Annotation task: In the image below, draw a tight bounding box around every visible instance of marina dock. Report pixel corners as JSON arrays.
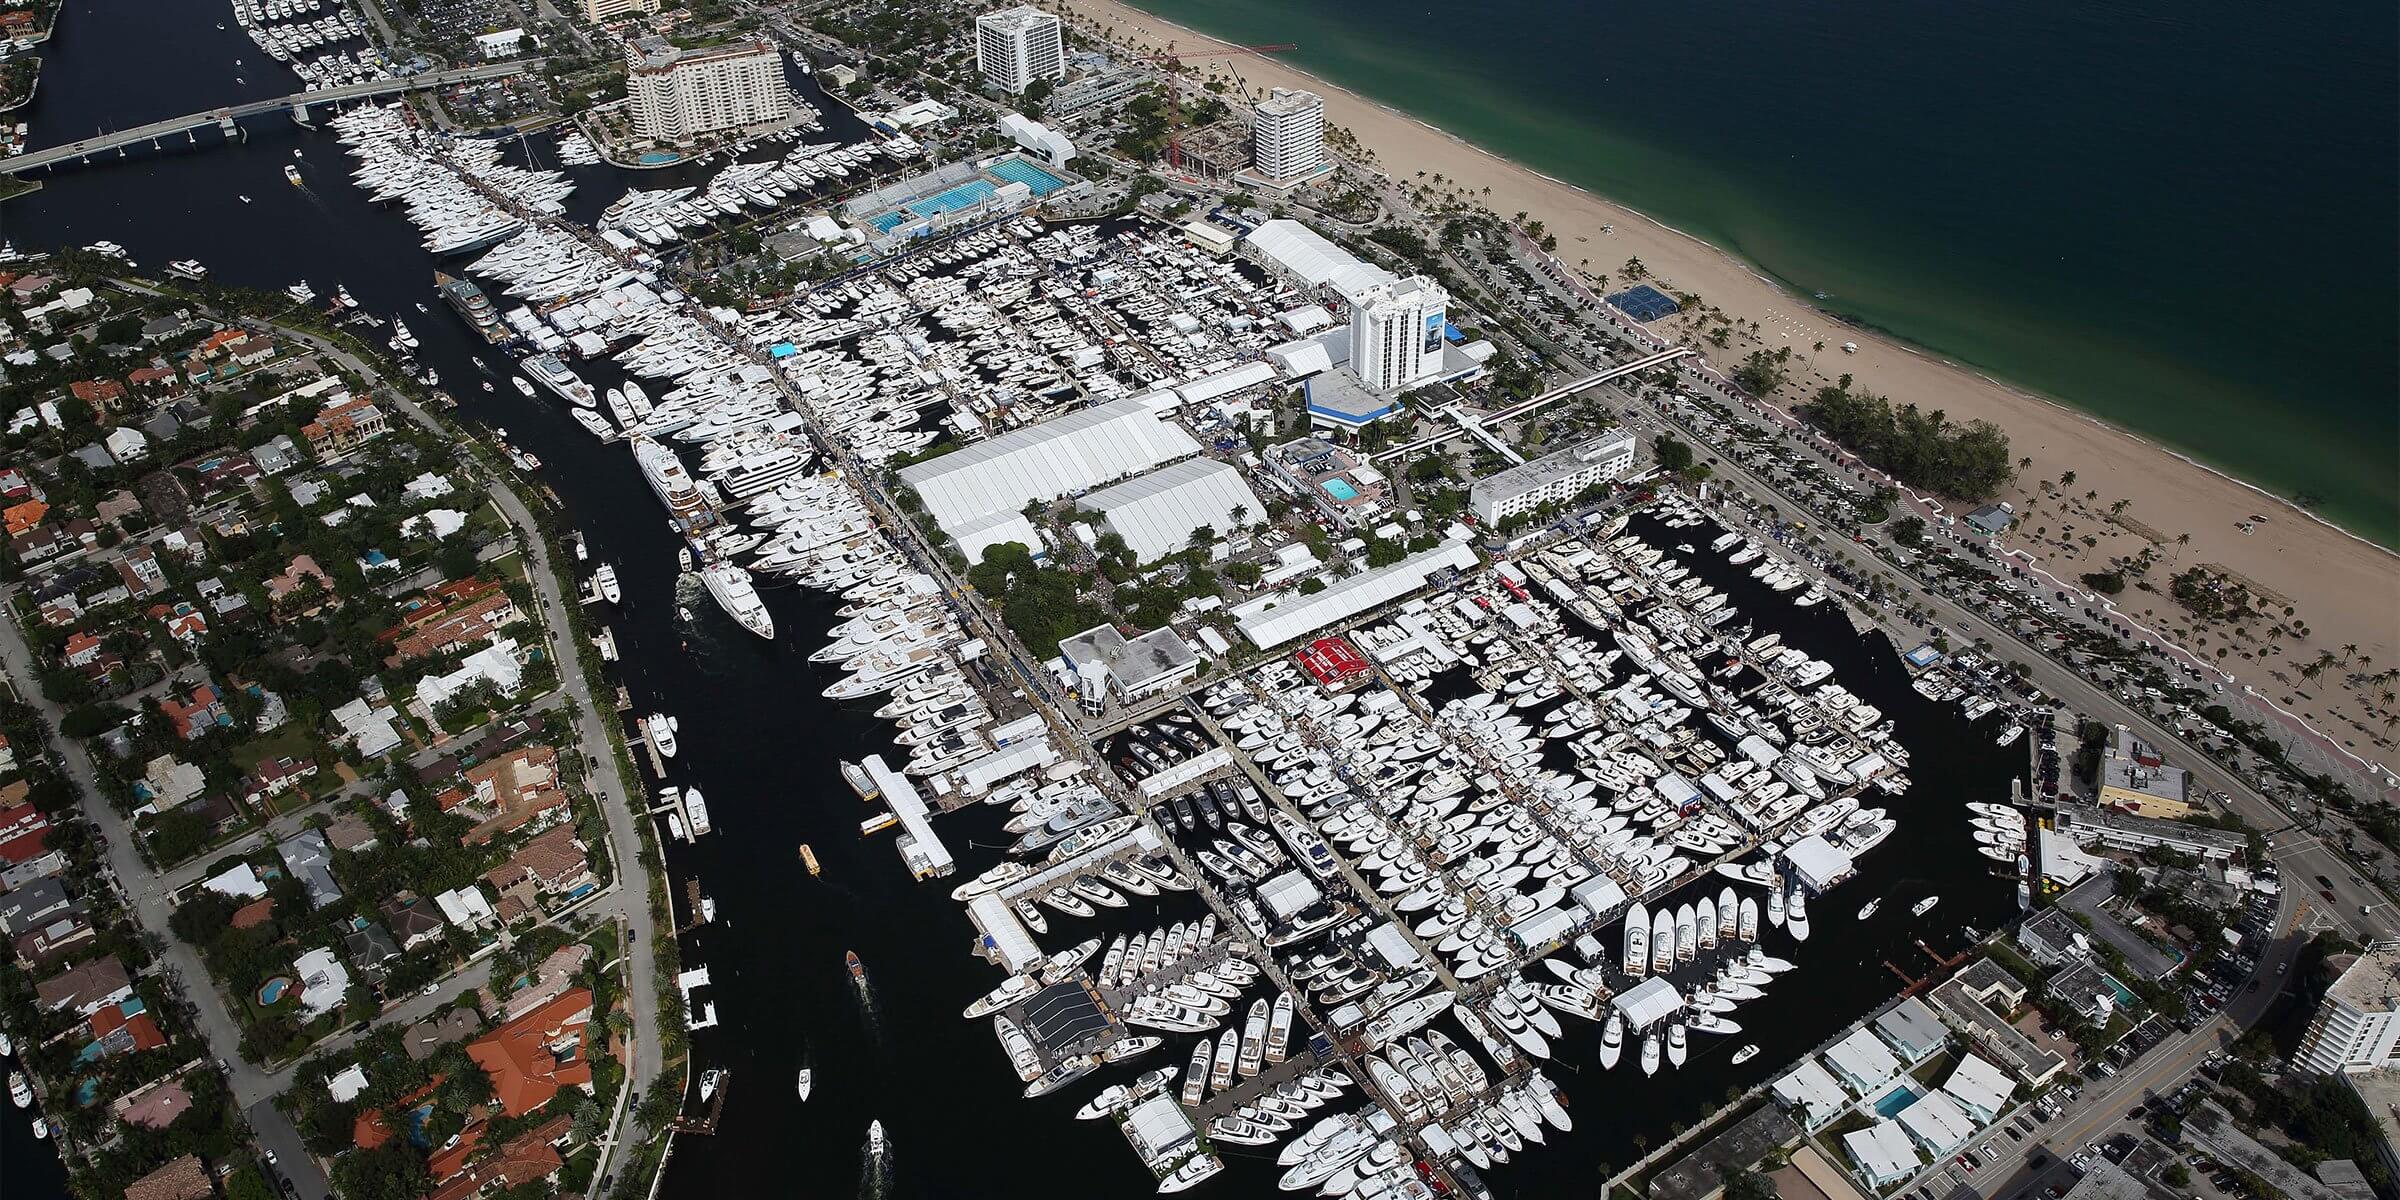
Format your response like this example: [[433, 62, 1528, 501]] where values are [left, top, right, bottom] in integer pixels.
[[858, 753, 954, 880]]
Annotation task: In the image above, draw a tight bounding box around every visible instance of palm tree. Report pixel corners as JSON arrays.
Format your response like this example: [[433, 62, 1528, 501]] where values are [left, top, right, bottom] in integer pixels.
[[1228, 503, 1249, 529], [2059, 470, 2077, 487]]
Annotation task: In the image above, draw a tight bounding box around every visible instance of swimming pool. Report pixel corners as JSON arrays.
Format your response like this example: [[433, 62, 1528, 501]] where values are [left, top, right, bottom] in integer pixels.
[[987, 157, 1068, 196], [637, 151, 680, 165], [907, 179, 998, 220], [258, 976, 292, 1006], [1322, 479, 1360, 502], [1872, 1083, 1921, 1118]]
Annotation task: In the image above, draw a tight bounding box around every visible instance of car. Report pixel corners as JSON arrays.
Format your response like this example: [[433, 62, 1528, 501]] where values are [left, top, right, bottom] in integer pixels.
[[2128, 1105, 2146, 1118]]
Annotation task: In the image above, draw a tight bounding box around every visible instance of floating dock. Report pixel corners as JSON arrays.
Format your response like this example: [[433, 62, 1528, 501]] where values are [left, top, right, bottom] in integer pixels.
[[859, 753, 954, 879]]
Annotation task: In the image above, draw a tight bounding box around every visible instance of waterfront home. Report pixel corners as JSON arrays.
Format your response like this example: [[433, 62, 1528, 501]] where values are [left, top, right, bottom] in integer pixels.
[[382, 579, 522, 663], [467, 987, 595, 1117], [34, 953, 135, 1016], [300, 395, 388, 459], [121, 1155, 214, 1200], [111, 1075, 194, 1131], [85, 999, 168, 1057]]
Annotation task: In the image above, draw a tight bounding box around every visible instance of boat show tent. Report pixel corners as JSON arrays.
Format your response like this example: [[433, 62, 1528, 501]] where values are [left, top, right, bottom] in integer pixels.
[[1896, 1089, 1979, 1157], [1842, 1120, 1922, 1187], [1022, 980, 1114, 1055], [896, 397, 1200, 551], [1611, 976, 1683, 1032], [965, 892, 1042, 972], [1771, 1059, 1851, 1129], [1783, 833, 1856, 892], [1125, 1093, 1197, 1161], [1939, 1053, 2014, 1122], [1246, 219, 1395, 304], [1076, 458, 1266, 562], [1259, 871, 1323, 921], [1233, 540, 1479, 648]]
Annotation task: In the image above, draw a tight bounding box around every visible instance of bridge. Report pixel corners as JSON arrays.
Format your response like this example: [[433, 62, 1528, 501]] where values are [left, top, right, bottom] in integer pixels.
[[1367, 346, 1693, 463], [3, 61, 539, 173]]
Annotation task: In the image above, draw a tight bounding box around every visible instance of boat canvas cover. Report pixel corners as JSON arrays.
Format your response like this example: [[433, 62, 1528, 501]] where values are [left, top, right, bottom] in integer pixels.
[[1075, 458, 1265, 563], [1234, 541, 1478, 648], [1505, 906, 1576, 950], [1737, 735, 1781, 767]]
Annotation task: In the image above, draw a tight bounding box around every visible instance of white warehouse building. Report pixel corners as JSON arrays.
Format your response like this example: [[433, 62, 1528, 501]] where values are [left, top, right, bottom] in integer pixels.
[[1467, 430, 1639, 524], [897, 397, 1201, 562], [1076, 457, 1265, 563]]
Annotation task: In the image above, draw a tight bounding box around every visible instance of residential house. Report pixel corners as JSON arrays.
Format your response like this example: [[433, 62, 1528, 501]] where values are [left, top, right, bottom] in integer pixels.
[[61, 630, 106, 671], [384, 580, 522, 663], [461, 745, 568, 845], [14, 909, 96, 966], [241, 755, 318, 810], [68, 377, 126, 418], [121, 1155, 215, 1200], [324, 813, 379, 854], [113, 544, 170, 598], [416, 637, 525, 714], [291, 945, 352, 1019], [104, 425, 150, 464], [434, 885, 498, 932], [111, 1076, 194, 1131], [278, 829, 344, 909], [150, 600, 209, 647], [380, 893, 447, 952], [252, 434, 301, 476], [330, 696, 404, 759], [127, 364, 180, 397], [139, 756, 207, 813], [2, 497, 47, 536], [427, 1115, 572, 1200], [466, 987, 594, 1117], [34, 954, 136, 1016], [265, 553, 338, 616], [301, 396, 388, 458], [0, 802, 63, 882], [157, 683, 229, 741], [86, 999, 169, 1057], [342, 919, 403, 983], [502, 825, 594, 899], [403, 1008, 483, 1061], [0, 876, 77, 935]]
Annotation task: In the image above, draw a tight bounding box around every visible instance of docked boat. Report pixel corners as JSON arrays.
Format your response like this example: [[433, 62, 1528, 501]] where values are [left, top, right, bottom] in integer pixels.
[[594, 563, 621, 603], [6, 1071, 27, 1108], [702, 562, 775, 638], [698, 1068, 723, 1101], [648, 713, 679, 758]]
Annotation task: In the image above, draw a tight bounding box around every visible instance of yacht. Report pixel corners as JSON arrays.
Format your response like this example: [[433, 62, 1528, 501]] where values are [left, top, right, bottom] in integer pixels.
[[648, 713, 679, 758], [1857, 898, 1880, 920], [593, 564, 620, 604], [6, 1071, 26, 1108], [702, 562, 775, 638], [797, 1068, 812, 1100], [1912, 896, 1939, 916], [1730, 1044, 1759, 1065], [868, 1119, 885, 1156]]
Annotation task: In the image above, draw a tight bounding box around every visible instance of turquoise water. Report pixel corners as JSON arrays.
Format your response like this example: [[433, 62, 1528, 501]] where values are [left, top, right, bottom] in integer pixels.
[[636, 152, 679, 165], [988, 156, 1068, 195], [1120, 0, 2400, 543], [257, 977, 290, 1005], [1873, 1083, 1921, 1118], [1323, 478, 1360, 501]]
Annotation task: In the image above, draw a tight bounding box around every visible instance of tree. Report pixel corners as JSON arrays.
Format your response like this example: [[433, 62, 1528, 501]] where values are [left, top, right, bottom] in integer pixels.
[[1890, 515, 1927, 548], [1723, 1170, 1778, 1200], [1652, 435, 1694, 476]]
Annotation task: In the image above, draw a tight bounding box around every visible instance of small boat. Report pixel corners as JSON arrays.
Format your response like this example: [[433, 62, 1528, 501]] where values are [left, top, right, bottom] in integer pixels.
[[0, 1029, 12, 1057], [29, 1116, 45, 1140], [513, 378, 536, 398], [846, 951, 865, 981], [698, 1069, 723, 1101], [284, 164, 302, 185], [6, 1071, 27, 1108], [797, 1068, 813, 1100], [1913, 896, 1939, 916], [648, 713, 679, 757], [1731, 1044, 1759, 1065], [594, 564, 621, 604], [868, 1118, 885, 1156], [1857, 899, 1880, 920]]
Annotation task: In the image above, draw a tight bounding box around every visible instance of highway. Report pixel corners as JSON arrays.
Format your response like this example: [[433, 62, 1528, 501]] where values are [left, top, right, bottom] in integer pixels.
[[2, 61, 538, 173]]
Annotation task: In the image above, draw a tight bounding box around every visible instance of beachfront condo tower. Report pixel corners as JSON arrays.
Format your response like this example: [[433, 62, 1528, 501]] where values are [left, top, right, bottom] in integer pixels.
[[976, 6, 1065, 95], [626, 37, 795, 147], [1349, 275, 1450, 393], [1251, 88, 1327, 183], [579, 0, 659, 21]]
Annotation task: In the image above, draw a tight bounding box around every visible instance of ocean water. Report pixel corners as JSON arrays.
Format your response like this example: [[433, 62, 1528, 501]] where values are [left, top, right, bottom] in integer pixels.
[[1116, 0, 2400, 543]]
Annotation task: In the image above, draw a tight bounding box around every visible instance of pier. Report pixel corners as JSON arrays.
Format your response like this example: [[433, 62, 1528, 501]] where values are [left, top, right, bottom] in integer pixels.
[[2, 62, 542, 174], [1186, 1049, 1328, 1122]]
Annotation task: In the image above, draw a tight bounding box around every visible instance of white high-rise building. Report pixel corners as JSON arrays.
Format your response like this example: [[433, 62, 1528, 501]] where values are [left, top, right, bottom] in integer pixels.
[[626, 37, 794, 147], [1348, 275, 1448, 393], [2298, 942, 2400, 1075], [1250, 88, 1325, 182], [579, 0, 659, 22], [975, 6, 1064, 95]]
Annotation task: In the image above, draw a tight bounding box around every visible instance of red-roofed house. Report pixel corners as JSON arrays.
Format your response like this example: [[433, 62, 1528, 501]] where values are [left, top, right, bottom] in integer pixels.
[[158, 684, 227, 741], [87, 1000, 168, 1056], [301, 396, 387, 458], [3, 499, 48, 537], [466, 988, 594, 1117], [128, 365, 180, 397], [68, 378, 126, 416], [427, 1114, 571, 1200], [149, 601, 209, 647]]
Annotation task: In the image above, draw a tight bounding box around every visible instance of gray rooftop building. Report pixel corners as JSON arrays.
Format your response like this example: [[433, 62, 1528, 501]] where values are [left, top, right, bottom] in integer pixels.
[[1468, 431, 1638, 524]]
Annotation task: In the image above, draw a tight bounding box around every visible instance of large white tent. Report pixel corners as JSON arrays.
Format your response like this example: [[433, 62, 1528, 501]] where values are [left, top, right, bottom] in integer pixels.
[[1078, 458, 1265, 562], [897, 397, 1199, 554]]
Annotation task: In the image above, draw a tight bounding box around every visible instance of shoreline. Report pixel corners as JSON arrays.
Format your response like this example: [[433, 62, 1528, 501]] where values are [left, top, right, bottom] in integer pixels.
[[1049, 0, 2400, 777], [1076, 0, 2395, 560]]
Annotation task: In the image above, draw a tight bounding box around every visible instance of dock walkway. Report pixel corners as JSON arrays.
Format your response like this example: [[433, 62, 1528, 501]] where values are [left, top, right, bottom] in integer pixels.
[[1188, 1049, 1326, 1121]]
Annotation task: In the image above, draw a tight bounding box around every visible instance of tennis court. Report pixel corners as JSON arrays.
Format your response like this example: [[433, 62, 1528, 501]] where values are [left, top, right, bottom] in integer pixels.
[[1607, 284, 1682, 322]]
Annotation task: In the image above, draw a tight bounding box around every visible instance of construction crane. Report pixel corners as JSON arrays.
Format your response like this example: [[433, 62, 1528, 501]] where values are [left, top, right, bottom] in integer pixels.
[[1135, 42, 1295, 170]]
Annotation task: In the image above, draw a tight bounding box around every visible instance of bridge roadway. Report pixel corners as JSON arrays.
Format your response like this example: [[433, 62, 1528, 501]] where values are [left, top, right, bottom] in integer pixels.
[[4, 61, 538, 173], [1367, 345, 1693, 464]]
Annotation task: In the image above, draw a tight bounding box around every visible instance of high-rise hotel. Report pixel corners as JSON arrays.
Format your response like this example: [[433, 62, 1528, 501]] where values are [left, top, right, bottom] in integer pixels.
[[975, 6, 1064, 95], [1250, 88, 1326, 183], [626, 36, 794, 147]]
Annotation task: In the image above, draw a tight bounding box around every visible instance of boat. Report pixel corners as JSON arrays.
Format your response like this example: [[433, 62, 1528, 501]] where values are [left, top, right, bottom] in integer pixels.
[[29, 1117, 44, 1140], [1158, 1156, 1223, 1193], [1731, 1044, 1759, 1065], [702, 562, 775, 638], [698, 1068, 723, 1101], [0, 1029, 11, 1057], [1858, 899, 1880, 920], [1787, 887, 1811, 941], [648, 713, 679, 757], [435, 269, 508, 343], [1639, 1032, 1660, 1077], [1598, 1011, 1623, 1070], [6, 1071, 26, 1108], [868, 1118, 885, 1156], [594, 564, 621, 603], [1913, 896, 1939, 916], [285, 163, 302, 185], [846, 951, 865, 981], [800, 844, 821, 875], [797, 1068, 812, 1100]]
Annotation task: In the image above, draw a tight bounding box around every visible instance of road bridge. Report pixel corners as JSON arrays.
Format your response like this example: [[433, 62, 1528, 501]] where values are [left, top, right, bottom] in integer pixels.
[[3, 61, 538, 173], [1368, 346, 1693, 464]]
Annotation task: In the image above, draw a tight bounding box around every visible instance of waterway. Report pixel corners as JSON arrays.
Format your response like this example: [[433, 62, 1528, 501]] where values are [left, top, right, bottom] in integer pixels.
[[1116, 0, 2400, 546], [0, 4, 2025, 1196]]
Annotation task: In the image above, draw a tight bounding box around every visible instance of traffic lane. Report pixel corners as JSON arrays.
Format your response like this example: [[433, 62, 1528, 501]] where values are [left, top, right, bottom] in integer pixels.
[[247, 1098, 330, 1200]]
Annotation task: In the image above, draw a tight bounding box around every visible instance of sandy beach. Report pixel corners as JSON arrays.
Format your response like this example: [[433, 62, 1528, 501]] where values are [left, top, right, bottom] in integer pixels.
[[1049, 0, 2399, 778]]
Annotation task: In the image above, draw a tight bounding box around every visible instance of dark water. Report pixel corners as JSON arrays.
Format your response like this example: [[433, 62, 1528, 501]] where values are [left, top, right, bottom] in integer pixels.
[[1119, 0, 2400, 545], [0, 4, 2025, 1196]]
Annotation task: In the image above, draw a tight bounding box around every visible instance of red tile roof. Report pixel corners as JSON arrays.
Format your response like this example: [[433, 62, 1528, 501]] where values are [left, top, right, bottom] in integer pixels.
[[465, 987, 593, 1118]]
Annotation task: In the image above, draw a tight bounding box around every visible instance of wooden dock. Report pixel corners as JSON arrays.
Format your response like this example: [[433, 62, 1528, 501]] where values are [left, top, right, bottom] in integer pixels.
[[1188, 1049, 1326, 1121]]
